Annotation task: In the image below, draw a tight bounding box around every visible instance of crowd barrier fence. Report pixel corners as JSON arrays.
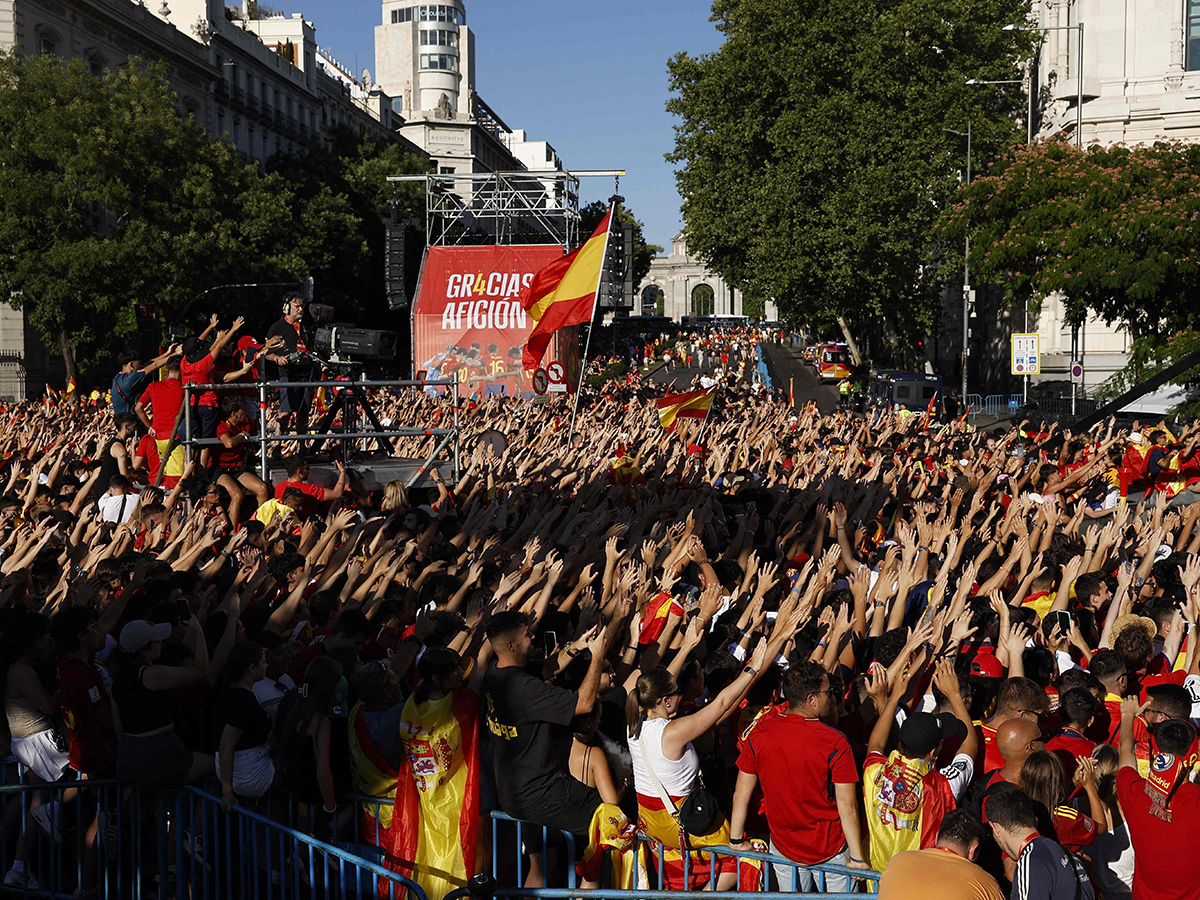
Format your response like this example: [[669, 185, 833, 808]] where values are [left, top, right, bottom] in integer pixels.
[[1, 756, 878, 900]]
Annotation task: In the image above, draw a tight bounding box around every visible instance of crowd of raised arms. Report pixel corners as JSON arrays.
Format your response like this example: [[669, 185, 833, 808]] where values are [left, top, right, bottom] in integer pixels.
[[4, 320, 1200, 900]]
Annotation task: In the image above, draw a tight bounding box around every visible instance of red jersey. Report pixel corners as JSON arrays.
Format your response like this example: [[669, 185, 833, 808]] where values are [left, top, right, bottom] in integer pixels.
[[138, 379, 184, 439], [1045, 729, 1095, 781], [181, 353, 218, 407], [980, 722, 1004, 774], [1051, 804, 1097, 853], [215, 420, 249, 469], [1117, 768, 1200, 900], [58, 657, 118, 775], [274, 480, 326, 519], [736, 712, 858, 865]]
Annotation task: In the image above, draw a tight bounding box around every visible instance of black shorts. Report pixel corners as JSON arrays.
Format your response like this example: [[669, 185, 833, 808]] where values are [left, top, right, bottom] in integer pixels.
[[187, 404, 220, 440], [506, 774, 602, 850]]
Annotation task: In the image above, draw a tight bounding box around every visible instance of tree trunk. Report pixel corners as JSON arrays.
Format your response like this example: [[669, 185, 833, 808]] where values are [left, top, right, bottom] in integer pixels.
[[59, 329, 78, 397], [837, 315, 863, 367]]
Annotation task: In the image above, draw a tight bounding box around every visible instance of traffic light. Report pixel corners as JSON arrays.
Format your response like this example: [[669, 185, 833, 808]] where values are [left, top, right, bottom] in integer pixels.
[[916, 339, 926, 357]]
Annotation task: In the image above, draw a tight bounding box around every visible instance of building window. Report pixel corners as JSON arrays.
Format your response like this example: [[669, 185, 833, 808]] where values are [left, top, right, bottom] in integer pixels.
[[419, 29, 457, 47], [418, 5, 461, 25], [392, 97, 403, 114], [1189, 0, 1200, 70], [85, 52, 105, 77], [419, 53, 458, 71], [391, 7, 414, 23], [36, 29, 60, 56]]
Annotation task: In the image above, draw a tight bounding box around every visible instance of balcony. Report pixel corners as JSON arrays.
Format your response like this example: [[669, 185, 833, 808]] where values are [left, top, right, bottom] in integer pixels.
[[232, 85, 245, 106]]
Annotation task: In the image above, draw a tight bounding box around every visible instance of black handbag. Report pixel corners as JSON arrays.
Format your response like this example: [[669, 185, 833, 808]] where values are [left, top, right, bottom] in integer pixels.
[[637, 733, 720, 836]]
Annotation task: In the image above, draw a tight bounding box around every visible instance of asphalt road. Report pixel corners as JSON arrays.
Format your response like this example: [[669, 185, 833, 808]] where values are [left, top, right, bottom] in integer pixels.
[[761, 342, 840, 414]]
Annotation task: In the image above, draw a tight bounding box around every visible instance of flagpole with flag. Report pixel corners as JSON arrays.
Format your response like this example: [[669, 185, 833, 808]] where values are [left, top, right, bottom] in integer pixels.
[[567, 208, 615, 446], [656, 385, 716, 434], [696, 387, 717, 445]]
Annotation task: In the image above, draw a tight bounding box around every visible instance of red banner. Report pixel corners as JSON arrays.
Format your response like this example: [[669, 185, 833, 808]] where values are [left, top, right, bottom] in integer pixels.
[[412, 245, 565, 396]]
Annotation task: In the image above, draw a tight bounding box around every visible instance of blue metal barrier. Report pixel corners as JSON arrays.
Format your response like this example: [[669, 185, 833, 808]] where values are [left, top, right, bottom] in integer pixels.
[[176, 787, 429, 900], [965, 393, 984, 422], [488, 810, 879, 896], [0, 774, 169, 900]]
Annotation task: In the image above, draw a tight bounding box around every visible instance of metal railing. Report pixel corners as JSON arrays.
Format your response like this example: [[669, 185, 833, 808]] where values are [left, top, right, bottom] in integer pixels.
[[180, 376, 461, 487], [176, 787, 428, 900]]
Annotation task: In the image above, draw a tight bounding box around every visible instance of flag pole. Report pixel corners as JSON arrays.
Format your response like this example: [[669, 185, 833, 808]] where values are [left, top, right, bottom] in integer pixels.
[[566, 204, 616, 447], [696, 386, 717, 446]]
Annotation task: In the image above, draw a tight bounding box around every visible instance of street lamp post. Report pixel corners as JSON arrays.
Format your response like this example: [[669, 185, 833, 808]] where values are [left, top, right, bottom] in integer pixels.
[[1005, 20, 1085, 414], [944, 124, 972, 407]]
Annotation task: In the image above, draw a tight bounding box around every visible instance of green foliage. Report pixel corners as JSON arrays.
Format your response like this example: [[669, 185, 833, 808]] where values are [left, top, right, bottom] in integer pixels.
[[0, 51, 430, 384], [586, 359, 628, 389], [939, 139, 1200, 403], [579, 201, 663, 293], [666, 0, 1038, 341]]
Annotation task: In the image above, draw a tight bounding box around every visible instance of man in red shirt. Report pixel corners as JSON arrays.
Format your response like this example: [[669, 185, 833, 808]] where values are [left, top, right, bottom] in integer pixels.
[[1117, 696, 1200, 900], [1086, 650, 1128, 744], [274, 455, 347, 519], [729, 661, 870, 892], [1044, 688, 1097, 781], [180, 316, 242, 466], [979, 678, 1048, 777]]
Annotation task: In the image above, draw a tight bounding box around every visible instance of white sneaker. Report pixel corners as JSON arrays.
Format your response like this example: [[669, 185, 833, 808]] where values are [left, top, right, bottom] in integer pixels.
[[32, 802, 63, 843], [3, 866, 40, 889]]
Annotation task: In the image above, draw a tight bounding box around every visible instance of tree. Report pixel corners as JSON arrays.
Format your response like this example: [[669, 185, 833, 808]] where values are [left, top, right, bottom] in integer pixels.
[[0, 52, 307, 380], [666, 0, 1038, 348], [579, 201, 663, 293], [266, 129, 430, 328], [938, 139, 1200, 396]]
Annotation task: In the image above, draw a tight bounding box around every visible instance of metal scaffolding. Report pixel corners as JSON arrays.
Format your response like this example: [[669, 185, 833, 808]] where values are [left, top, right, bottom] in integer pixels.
[[387, 169, 623, 250]]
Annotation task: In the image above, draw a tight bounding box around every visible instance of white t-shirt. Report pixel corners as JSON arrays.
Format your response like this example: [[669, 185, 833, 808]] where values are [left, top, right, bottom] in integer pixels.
[[97, 492, 139, 524]]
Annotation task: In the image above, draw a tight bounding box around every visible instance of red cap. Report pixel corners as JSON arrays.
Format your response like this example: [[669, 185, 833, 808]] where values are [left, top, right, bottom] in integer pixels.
[[237, 336, 263, 352], [970, 653, 1003, 679]]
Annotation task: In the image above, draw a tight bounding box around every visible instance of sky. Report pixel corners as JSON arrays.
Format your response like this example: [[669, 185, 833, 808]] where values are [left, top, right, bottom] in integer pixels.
[[288, 0, 725, 253]]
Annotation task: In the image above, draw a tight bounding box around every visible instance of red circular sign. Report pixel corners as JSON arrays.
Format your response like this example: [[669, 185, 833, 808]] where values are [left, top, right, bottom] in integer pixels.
[[532, 368, 549, 395]]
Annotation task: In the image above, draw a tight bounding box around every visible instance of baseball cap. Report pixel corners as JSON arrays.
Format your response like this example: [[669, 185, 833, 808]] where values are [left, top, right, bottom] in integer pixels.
[[119, 619, 172, 653], [899, 711, 967, 758], [970, 653, 1004, 679], [238, 335, 263, 353]]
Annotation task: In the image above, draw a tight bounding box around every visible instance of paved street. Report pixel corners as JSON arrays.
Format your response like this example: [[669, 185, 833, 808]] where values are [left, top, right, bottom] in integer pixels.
[[761, 342, 840, 415]]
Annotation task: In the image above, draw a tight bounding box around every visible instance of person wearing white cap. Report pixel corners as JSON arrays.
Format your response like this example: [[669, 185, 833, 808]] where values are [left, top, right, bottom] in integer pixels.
[[112, 617, 213, 788]]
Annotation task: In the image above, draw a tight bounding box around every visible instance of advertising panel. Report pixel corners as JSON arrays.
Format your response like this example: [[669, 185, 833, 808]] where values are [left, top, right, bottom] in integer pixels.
[[412, 245, 565, 396]]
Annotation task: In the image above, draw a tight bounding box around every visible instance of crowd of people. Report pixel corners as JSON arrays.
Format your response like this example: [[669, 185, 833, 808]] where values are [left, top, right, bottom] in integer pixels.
[[3, 315, 1200, 900]]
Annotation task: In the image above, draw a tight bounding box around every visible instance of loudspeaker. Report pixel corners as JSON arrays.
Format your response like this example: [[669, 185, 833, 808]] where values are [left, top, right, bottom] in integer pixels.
[[385, 219, 408, 311]]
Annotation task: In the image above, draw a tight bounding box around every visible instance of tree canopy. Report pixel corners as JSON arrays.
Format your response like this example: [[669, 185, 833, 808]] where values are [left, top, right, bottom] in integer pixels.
[[938, 138, 1200, 400], [666, 0, 1038, 343], [0, 51, 428, 383]]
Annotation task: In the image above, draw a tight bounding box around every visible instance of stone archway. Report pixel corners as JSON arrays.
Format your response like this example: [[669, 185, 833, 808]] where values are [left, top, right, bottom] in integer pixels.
[[641, 284, 664, 316], [690, 283, 714, 316]]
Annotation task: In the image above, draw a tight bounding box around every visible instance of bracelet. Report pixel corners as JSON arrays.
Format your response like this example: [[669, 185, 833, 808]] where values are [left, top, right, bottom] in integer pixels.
[[817, 640, 829, 648], [729, 835, 747, 843], [848, 857, 866, 864], [322, 803, 337, 814]]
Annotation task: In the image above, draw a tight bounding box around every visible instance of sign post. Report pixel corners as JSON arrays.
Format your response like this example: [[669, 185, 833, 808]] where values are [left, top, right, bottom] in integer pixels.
[[546, 360, 568, 394], [1011, 333, 1040, 405]]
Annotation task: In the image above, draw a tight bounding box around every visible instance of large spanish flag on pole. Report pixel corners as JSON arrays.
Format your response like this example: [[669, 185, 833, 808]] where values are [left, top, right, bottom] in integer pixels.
[[656, 386, 716, 433], [521, 207, 613, 371]]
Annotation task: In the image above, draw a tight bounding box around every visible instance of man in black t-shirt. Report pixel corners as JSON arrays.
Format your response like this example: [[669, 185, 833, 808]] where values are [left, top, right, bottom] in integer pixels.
[[264, 295, 312, 432], [482, 611, 609, 864], [987, 787, 1094, 900]]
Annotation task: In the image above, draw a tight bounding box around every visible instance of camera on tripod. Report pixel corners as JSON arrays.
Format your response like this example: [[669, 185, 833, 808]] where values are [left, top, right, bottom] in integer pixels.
[[313, 324, 398, 363]]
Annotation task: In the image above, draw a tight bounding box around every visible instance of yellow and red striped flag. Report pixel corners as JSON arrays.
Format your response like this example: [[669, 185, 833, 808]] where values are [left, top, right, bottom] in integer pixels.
[[520, 207, 613, 370], [656, 386, 715, 432], [383, 689, 480, 900], [65, 378, 77, 397]]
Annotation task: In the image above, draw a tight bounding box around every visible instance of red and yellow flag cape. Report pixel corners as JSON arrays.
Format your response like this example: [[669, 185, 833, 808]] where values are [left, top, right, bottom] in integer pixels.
[[656, 387, 715, 432], [520, 208, 612, 371], [383, 689, 481, 900]]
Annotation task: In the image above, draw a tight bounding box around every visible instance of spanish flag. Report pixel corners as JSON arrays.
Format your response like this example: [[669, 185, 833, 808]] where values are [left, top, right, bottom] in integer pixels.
[[521, 207, 613, 370], [383, 689, 480, 900], [66, 378, 77, 397], [656, 386, 715, 432], [639, 590, 683, 645]]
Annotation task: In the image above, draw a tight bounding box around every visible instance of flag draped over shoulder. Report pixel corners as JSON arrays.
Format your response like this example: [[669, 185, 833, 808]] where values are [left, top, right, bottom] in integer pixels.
[[382, 689, 481, 900], [520, 208, 612, 370], [348, 701, 400, 833], [656, 387, 715, 432]]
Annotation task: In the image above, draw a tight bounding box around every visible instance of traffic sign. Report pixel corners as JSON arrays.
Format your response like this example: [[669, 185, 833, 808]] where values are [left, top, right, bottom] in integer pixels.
[[1011, 333, 1041, 375], [1070, 361, 1083, 383], [532, 368, 548, 395], [547, 361, 565, 385]]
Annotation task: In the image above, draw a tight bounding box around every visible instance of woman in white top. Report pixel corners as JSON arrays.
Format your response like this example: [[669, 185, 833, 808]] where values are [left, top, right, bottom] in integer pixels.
[[626, 640, 768, 890]]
